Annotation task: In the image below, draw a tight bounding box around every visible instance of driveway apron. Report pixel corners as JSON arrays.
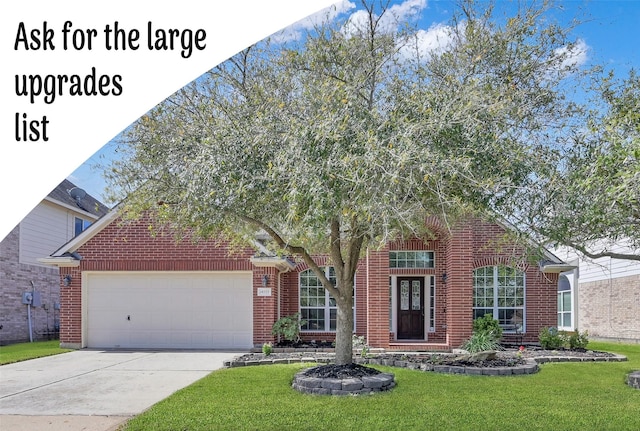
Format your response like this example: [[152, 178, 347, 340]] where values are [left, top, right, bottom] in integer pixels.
[[0, 349, 240, 430]]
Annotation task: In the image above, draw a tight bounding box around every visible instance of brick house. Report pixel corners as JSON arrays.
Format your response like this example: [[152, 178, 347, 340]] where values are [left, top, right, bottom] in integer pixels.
[[41, 209, 573, 351], [0, 180, 108, 345], [554, 242, 640, 343]]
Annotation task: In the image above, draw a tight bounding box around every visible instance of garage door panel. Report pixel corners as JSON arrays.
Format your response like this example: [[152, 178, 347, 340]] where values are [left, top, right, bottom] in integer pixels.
[[86, 272, 253, 349]]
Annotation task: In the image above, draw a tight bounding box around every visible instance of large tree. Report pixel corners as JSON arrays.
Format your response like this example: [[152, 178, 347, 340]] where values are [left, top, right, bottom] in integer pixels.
[[512, 70, 640, 261], [107, 0, 584, 364]]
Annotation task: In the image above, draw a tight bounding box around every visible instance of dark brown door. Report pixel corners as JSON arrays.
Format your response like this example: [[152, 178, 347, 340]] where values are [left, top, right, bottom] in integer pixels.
[[397, 277, 425, 339]]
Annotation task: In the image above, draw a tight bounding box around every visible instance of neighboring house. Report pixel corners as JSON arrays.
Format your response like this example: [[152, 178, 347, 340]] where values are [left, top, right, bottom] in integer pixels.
[[41, 210, 573, 351], [554, 243, 640, 343], [0, 180, 108, 345]]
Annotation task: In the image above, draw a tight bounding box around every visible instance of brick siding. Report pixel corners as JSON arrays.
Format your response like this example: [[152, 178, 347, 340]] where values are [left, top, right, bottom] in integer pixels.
[[578, 274, 640, 342], [60, 215, 558, 350], [1, 225, 61, 345]]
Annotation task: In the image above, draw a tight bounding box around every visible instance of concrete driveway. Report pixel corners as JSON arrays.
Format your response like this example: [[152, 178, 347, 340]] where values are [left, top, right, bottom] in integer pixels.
[[0, 349, 241, 430]]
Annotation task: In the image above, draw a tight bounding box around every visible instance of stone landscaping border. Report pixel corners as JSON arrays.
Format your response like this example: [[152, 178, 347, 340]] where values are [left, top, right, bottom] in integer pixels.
[[292, 369, 395, 395], [224, 351, 628, 378], [355, 356, 539, 376], [627, 371, 640, 390]]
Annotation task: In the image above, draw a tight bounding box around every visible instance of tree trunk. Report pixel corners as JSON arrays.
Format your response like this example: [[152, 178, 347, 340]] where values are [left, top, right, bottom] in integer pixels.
[[334, 294, 354, 365]]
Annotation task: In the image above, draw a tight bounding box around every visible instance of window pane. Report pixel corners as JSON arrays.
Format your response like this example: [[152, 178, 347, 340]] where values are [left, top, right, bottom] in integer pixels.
[[562, 313, 571, 327], [412, 280, 421, 310], [329, 309, 337, 331], [562, 292, 572, 312], [400, 281, 409, 310], [389, 251, 434, 268]]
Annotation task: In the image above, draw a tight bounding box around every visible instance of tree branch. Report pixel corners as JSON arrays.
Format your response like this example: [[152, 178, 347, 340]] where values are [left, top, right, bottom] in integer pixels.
[[566, 241, 640, 262], [237, 213, 342, 297]]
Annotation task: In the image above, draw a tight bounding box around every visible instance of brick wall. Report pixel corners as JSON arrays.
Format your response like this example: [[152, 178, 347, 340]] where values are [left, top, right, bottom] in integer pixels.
[[1, 225, 61, 345], [470, 219, 557, 344], [578, 274, 640, 342], [61, 214, 559, 350], [60, 215, 256, 348]]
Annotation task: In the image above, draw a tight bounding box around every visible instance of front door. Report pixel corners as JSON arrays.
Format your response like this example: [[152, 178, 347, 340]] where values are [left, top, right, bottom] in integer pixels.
[[397, 277, 425, 340]]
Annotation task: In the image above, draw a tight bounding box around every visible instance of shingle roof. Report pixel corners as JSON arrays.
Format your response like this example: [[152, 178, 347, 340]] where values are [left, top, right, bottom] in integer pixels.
[[47, 179, 109, 218]]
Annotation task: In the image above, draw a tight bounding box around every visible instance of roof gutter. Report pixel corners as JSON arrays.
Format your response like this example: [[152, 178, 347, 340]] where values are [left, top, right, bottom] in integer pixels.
[[539, 262, 577, 273], [38, 256, 81, 268]]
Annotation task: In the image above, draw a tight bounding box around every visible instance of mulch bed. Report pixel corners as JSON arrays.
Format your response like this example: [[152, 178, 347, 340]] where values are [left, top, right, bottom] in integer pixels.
[[233, 348, 616, 372], [302, 363, 381, 379]]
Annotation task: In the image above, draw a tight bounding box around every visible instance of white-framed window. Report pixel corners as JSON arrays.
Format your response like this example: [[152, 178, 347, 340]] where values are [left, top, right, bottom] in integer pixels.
[[473, 265, 525, 331], [389, 251, 435, 268], [74, 216, 91, 236], [557, 275, 573, 330], [428, 276, 436, 332], [299, 267, 354, 332]]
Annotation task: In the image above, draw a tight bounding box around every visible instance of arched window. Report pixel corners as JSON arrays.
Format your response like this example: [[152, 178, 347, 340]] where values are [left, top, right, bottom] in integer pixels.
[[473, 265, 525, 331], [557, 274, 572, 330]]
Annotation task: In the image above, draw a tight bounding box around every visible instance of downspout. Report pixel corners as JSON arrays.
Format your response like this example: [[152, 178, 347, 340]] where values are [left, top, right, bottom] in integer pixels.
[[28, 281, 35, 342], [276, 266, 293, 343], [366, 248, 370, 345]]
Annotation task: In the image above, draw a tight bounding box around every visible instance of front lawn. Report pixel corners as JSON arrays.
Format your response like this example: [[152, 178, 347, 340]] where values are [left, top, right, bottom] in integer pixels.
[[122, 342, 640, 431], [0, 340, 71, 365]]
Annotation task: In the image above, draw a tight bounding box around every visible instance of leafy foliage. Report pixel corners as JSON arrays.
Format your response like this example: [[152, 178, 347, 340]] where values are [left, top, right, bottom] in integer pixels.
[[461, 331, 503, 353], [472, 314, 503, 341], [271, 313, 305, 343], [539, 326, 565, 350], [106, 0, 590, 363], [539, 327, 590, 350], [512, 70, 640, 261], [262, 342, 273, 356], [567, 329, 589, 350]]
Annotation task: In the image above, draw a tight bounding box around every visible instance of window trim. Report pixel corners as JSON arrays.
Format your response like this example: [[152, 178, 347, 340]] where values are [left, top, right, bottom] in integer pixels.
[[557, 274, 573, 330], [472, 265, 526, 333], [299, 267, 354, 333], [389, 250, 435, 269]]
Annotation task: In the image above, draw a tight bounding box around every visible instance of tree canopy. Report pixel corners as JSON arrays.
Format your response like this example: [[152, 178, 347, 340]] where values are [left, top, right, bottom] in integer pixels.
[[106, 0, 597, 363], [513, 70, 640, 261]]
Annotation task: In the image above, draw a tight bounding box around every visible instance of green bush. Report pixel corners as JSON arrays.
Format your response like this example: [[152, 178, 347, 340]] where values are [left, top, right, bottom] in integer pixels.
[[567, 329, 589, 350], [262, 342, 273, 356], [538, 326, 565, 349], [538, 327, 589, 350], [461, 331, 503, 353], [473, 314, 503, 341], [271, 313, 306, 343]]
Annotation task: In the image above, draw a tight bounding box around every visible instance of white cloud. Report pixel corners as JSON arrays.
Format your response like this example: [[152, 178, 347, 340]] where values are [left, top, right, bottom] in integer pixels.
[[399, 21, 457, 60], [272, 0, 356, 42], [554, 38, 589, 70], [343, 0, 427, 36]]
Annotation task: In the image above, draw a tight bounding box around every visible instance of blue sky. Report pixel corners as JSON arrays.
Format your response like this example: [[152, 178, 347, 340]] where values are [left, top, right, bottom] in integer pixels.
[[68, 0, 640, 204]]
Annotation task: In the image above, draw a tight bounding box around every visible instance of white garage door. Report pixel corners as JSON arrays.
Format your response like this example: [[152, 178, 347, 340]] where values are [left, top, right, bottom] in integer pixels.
[[85, 272, 253, 349]]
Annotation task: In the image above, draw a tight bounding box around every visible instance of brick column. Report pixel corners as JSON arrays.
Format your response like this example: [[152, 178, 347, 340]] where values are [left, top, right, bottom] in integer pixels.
[[252, 267, 278, 347], [59, 267, 82, 349], [366, 247, 390, 349], [445, 222, 474, 348]]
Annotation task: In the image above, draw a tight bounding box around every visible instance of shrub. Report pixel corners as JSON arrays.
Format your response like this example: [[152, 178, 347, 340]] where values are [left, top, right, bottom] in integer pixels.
[[461, 331, 503, 353], [262, 342, 273, 356], [352, 334, 370, 357], [271, 313, 306, 343], [538, 326, 565, 350], [473, 314, 503, 341], [567, 329, 589, 350]]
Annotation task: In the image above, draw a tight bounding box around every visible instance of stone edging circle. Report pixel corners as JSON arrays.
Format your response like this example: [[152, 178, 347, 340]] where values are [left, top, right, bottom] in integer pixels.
[[627, 371, 640, 390], [292, 369, 395, 396]]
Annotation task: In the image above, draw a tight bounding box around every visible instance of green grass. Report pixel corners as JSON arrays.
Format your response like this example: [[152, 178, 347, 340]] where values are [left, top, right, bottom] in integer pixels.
[[0, 340, 71, 365], [123, 342, 640, 431]]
